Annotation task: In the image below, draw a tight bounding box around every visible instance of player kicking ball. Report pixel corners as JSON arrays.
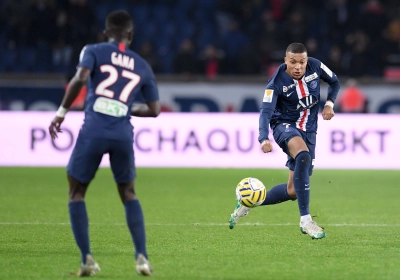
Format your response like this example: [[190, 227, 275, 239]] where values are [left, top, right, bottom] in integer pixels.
[[229, 42, 340, 240], [49, 10, 160, 276]]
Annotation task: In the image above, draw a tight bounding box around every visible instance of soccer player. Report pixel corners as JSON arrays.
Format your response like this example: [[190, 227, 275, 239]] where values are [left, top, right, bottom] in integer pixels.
[[48, 10, 160, 276], [229, 43, 339, 239]]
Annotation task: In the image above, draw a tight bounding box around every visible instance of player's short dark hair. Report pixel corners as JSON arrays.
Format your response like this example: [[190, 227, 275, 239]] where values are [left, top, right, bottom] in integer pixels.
[[286, 43, 307, 54], [106, 10, 133, 34]]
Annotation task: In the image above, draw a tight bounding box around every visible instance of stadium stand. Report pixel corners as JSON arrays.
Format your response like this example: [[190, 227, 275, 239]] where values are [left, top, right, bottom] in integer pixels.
[[0, 0, 399, 79]]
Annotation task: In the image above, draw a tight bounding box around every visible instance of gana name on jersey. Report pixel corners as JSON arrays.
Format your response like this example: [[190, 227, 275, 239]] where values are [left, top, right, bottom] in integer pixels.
[[111, 52, 134, 70]]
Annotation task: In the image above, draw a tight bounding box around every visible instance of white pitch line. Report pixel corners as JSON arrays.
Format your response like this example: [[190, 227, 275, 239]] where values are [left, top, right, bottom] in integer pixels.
[[0, 222, 399, 227]]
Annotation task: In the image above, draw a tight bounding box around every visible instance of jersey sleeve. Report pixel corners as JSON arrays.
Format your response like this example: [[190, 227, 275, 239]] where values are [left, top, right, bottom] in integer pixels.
[[77, 45, 96, 71], [258, 85, 278, 143], [319, 61, 340, 102], [141, 63, 159, 102]]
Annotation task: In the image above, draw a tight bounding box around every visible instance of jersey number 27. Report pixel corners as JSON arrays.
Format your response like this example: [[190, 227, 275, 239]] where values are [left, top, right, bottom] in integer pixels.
[[95, 65, 141, 103]]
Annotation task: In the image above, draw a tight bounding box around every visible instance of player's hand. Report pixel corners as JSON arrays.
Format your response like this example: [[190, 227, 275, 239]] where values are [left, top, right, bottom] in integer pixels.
[[49, 116, 64, 139], [322, 105, 335, 120], [261, 140, 273, 153]]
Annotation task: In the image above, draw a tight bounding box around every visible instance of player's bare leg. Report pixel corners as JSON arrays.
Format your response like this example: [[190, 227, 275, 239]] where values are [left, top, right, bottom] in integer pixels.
[[68, 174, 88, 202], [118, 181, 152, 276]]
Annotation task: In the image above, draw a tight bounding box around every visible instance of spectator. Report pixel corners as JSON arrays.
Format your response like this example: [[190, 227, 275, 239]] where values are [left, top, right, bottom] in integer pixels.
[[326, 45, 346, 77], [219, 19, 250, 74], [356, 0, 387, 76], [0, 0, 32, 48], [357, 0, 387, 40], [215, 0, 242, 34], [67, 0, 97, 74], [305, 38, 324, 61], [28, 0, 57, 48], [345, 29, 370, 77], [337, 78, 369, 113], [256, 10, 285, 74], [173, 38, 198, 80], [282, 10, 308, 46], [138, 41, 162, 74], [52, 9, 73, 70], [383, 11, 400, 60], [326, 0, 353, 48], [198, 44, 225, 80], [238, 42, 260, 74], [1, 0, 400, 76]]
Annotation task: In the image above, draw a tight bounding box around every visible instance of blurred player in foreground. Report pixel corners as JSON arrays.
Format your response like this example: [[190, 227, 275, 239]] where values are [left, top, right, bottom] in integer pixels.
[[229, 43, 340, 239], [49, 10, 160, 276]]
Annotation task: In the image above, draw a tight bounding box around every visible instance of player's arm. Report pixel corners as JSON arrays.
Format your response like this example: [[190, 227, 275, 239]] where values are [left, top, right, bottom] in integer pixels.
[[49, 45, 94, 139], [319, 62, 340, 120], [62, 67, 91, 109], [49, 67, 91, 139], [131, 67, 160, 117], [131, 101, 160, 117], [258, 87, 278, 153]]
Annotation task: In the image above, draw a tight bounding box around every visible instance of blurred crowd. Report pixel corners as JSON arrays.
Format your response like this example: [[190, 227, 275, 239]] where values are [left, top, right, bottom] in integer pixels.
[[0, 0, 399, 79]]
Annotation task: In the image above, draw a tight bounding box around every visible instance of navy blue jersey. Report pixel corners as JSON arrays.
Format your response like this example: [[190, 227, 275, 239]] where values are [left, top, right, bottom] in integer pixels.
[[78, 41, 159, 141], [259, 57, 340, 143]]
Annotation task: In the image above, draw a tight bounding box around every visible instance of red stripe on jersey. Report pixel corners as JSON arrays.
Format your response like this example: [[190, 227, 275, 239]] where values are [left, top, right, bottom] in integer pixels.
[[298, 79, 306, 98], [298, 110, 307, 130], [119, 43, 126, 52], [297, 79, 307, 130]]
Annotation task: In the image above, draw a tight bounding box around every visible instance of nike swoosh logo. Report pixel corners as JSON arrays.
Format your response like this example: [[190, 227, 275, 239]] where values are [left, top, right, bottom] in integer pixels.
[[286, 91, 294, 97], [305, 183, 310, 186]]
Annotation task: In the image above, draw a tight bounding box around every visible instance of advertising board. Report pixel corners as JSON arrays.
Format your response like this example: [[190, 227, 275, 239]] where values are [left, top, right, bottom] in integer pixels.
[[1, 112, 398, 169], [1, 82, 400, 113]]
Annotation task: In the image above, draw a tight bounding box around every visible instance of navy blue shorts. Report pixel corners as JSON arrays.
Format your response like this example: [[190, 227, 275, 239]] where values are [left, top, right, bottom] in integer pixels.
[[272, 123, 316, 175], [67, 134, 136, 184]]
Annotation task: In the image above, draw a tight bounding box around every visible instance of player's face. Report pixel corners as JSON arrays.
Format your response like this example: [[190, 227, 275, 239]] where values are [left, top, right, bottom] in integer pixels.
[[284, 52, 308, 80]]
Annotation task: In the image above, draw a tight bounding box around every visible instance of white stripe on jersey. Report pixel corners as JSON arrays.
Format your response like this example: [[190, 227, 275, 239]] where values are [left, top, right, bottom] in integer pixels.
[[321, 62, 333, 77], [79, 46, 87, 62], [295, 76, 310, 131]]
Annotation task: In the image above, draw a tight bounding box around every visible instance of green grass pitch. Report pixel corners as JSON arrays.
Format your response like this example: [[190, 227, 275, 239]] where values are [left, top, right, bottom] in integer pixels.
[[0, 167, 399, 279]]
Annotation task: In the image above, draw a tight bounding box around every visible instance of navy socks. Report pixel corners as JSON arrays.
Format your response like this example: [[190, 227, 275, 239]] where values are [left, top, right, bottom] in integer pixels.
[[261, 183, 295, 205], [69, 199, 148, 263], [260, 151, 311, 217], [69, 201, 91, 264], [125, 199, 147, 259], [293, 151, 311, 216]]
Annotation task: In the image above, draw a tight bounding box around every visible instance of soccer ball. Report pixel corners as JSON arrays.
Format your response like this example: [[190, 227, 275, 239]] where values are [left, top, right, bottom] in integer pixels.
[[236, 177, 267, 208]]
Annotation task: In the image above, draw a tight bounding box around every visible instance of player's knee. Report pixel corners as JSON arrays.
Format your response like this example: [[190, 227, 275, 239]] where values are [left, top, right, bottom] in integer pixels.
[[295, 150, 311, 168], [68, 184, 87, 201], [68, 174, 88, 201], [117, 182, 136, 203], [286, 182, 297, 199]]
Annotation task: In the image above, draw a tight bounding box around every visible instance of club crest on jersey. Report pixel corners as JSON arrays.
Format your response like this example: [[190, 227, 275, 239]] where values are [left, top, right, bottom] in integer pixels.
[[263, 89, 273, 103], [305, 72, 318, 83], [283, 86, 288, 92], [309, 80, 318, 89]]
